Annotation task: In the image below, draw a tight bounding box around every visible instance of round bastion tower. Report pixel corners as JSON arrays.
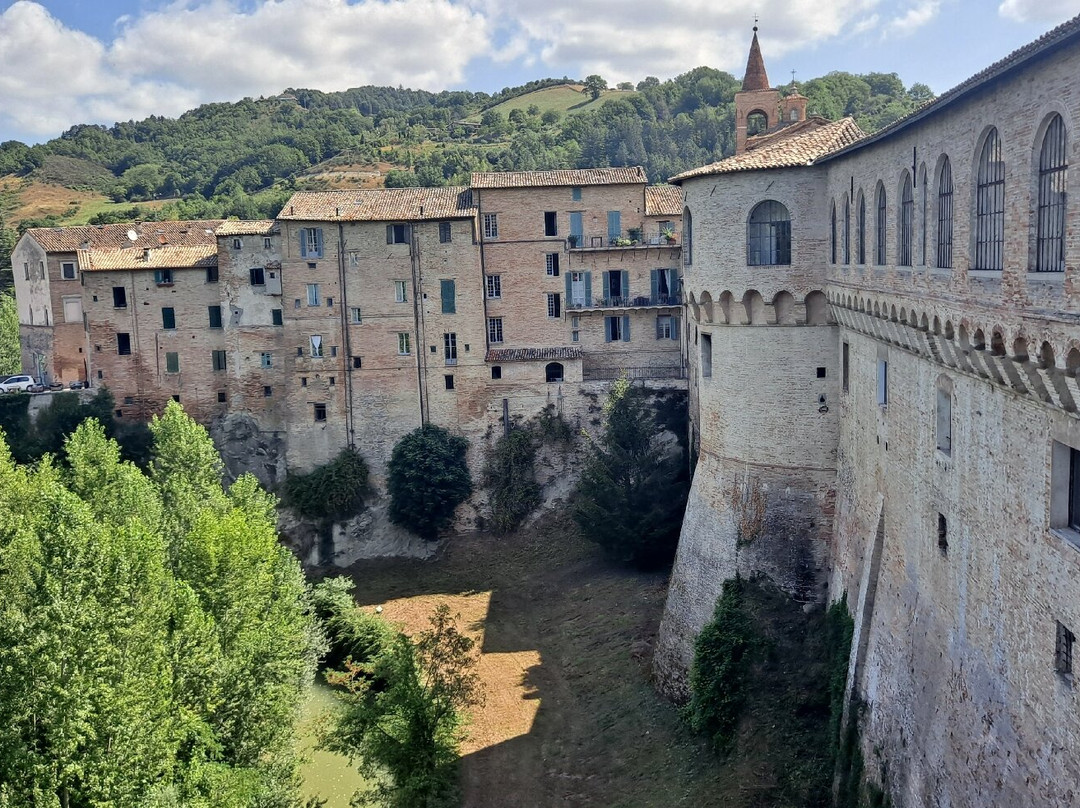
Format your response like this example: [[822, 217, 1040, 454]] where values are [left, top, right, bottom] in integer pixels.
[[653, 29, 841, 698]]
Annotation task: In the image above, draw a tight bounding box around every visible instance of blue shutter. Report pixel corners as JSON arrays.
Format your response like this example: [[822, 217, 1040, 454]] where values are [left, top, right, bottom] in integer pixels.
[[386, 225, 394, 244], [622, 315, 631, 342], [607, 211, 621, 240], [604, 317, 612, 343], [564, 272, 572, 302], [621, 270, 629, 300], [668, 269, 678, 301], [602, 272, 610, 303], [570, 212, 583, 239], [650, 270, 658, 302], [441, 279, 456, 313], [299, 228, 308, 257], [655, 316, 663, 340], [584, 272, 592, 305], [315, 228, 324, 257], [671, 316, 680, 341]]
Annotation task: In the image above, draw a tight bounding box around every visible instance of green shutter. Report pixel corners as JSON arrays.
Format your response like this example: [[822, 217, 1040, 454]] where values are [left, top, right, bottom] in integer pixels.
[[650, 270, 658, 302], [564, 272, 572, 302], [315, 228, 324, 257], [602, 272, 610, 302], [655, 316, 663, 340], [299, 228, 308, 257], [441, 279, 456, 313], [162, 307, 175, 329], [607, 211, 621, 240], [621, 270, 629, 300], [584, 272, 592, 305], [386, 225, 394, 244], [570, 212, 583, 238], [604, 317, 612, 343], [622, 315, 631, 342], [668, 269, 678, 301], [165, 352, 179, 373], [671, 316, 680, 341]]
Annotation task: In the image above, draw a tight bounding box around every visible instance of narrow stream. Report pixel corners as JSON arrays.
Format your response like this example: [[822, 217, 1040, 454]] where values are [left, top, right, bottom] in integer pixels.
[[296, 680, 369, 807]]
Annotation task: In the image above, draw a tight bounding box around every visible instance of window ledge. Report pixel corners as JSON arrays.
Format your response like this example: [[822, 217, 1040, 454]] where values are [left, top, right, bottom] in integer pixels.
[[1028, 272, 1065, 284], [1050, 527, 1080, 551], [967, 269, 1002, 279]]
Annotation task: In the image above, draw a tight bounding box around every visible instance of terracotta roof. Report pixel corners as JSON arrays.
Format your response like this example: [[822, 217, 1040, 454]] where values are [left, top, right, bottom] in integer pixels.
[[669, 117, 865, 182], [645, 185, 683, 216], [75, 245, 217, 272], [822, 11, 1080, 161], [742, 30, 770, 92], [26, 220, 224, 253], [485, 346, 582, 362], [471, 167, 647, 189], [215, 220, 276, 236], [278, 187, 474, 221]]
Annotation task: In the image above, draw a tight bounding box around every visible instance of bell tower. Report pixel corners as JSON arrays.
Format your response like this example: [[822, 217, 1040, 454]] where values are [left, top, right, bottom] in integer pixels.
[[735, 26, 780, 154]]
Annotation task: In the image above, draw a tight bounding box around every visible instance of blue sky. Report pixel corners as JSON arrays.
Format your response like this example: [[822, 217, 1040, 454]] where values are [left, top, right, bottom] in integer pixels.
[[0, 0, 1076, 144]]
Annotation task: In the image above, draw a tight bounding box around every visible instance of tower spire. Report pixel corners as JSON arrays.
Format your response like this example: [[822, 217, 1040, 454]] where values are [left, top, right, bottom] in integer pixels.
[[742, 25, 770, 92]]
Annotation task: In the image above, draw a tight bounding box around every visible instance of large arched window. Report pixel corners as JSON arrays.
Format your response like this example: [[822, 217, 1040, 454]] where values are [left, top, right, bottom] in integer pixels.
[[919, 166, 928, 265], [843, 195, 851, 265], [830, 203, 837, 264], [875, 183, 887, 265], [747, 200, 791, 265], [857, 192, 866, 264], [937, 157, 953, 268], [975, 128, 1005, 270], [683, 207, 693, 266], [899, 172, 914, 266], [1035, 114, 1067, 272]]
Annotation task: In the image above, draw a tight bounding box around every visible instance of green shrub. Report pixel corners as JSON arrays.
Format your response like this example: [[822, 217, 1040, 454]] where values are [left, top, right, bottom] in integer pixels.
[[683, 576, 755, 754], [312, 577, 394, 672], [387, 425, 472, 540], [285, 447, 370, 522], [484, 428, 541, 534]]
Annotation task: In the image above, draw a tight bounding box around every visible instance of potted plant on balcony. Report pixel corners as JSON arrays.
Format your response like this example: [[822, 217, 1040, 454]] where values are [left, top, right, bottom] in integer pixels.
[[661, 227, 677, 245], [568, 234, 579, 248], [628, 226, 643, 244]]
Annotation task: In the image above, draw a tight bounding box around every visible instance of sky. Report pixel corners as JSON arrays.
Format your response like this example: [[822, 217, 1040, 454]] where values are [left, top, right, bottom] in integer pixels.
[[0, 0, 1076, 144]]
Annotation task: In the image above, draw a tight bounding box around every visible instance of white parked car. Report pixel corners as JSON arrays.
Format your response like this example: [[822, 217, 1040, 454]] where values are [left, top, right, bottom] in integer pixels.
[[0, 375, 38, 393]]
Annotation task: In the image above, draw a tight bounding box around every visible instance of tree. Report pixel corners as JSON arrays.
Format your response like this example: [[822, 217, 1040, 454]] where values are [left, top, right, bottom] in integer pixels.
[[484, 427, 541, 534], [616, 81, 634, 91], [584, 74, 608, 100], [326, 604, 483, 808], [387, 425, 472, 540], [573, 375, 687, 568], [0, 293, 18, 376]]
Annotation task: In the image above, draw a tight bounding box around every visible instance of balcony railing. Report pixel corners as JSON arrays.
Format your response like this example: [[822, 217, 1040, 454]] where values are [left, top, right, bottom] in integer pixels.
[[568, 233, 680, 250], [583, 365, 687, 382], [567, 292, 682, 311]]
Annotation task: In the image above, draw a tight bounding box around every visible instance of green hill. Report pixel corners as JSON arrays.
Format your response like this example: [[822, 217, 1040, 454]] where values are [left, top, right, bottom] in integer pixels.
[[468, 85, 634, 122]]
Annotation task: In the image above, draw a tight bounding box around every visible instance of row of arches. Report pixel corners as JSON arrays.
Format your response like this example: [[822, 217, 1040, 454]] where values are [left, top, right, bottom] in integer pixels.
[[829, 112, 1070, 273], [828, 290, 1080, 374], [688, 289, 830, 326]]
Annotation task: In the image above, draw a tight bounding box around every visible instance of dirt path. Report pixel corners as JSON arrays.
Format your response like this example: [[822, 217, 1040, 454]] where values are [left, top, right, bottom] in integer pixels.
[[341, 515, 735, 808]]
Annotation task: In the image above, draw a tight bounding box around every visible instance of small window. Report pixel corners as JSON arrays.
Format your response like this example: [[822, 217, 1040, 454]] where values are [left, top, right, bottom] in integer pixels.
[[544, 211, 558, 236], [701, 333, 712, 378], [394, 280, 408, 303], [491, 365, 502, 380], [441, 279, 456, 314], [546, 253, 560, 276], [271, 308, 283, 326], [313, 403, 327, 422], [250, 266, 265, 286], [294, 299, 301, 309], [656, 315, 673, 340], [936, 386, 952, 455], [487, 317, 503, 344], [113, 287, 127, 308], [483, 213, 499, 239], [398, 332, 411, 355], [208, 306, 223, 329], [161, 307, 176, 330], [352, 356, 363, 369], [545, 362, 564, 383], [547, 292, 561, 319], [605, 315, 625, 342], [486, 275, 501, 299], [816, 366, 826, 378], [264, 385, 272, 397], [300, 227, 323, 258], [307, 284, 320, 306], [217, 390, 227, 403], [877, 359, 888, 406], [263, 236, 272, 249], [937, 513, 948, 553], [117, 333, 132, 355], [154, 269, 173, 285], [330, 346, 338, 357], [260, 352, 273, 368], [61, 262, 76, 280], [124, 396, 134, 405], [326, 297, 333, 308], [387, 223, 410, 244], [310, 335, 324, 358], [232, 237, 242, 250], [212, 350, 227, 371], [172, 395, 180, 403], [1056, 622, 1075, 676], [165, 352, 179, 373], [350, 307, 362, 324], [444, 332, 458, 364], [439, 221, 452, 243], [301, 377, 308, 387], [842, 342, 850, 392], [329, 376, 335, 385], [571, 186, 582, 201], [206, 265, 219, 283], [444, 374, 455, 390]]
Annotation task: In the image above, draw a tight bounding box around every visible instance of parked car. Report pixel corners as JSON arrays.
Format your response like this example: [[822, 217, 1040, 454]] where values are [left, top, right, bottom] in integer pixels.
[[0, 375, 38, 393], [27, 383, 45, 393], [69, 380, 86, 390]]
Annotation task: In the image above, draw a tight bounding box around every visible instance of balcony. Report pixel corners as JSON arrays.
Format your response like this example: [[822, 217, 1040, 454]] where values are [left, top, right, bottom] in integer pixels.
[[567, 292, 682, 311], [568, 232, 680, 251]]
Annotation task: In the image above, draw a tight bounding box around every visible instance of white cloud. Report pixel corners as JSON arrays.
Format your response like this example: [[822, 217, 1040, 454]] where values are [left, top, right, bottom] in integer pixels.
[[884, 1, 940, 37], [998, 0, 1077, 24]]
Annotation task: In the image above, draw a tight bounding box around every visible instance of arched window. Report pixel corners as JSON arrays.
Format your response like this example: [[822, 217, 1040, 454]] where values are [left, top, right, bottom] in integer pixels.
[[919, 166, 928, 265], [843, 195, 851, 265], [937, 157, 953, 268], [1036, 114, 1067, 272], [857, 192, 866, 264], [545, 362, 564, 383], [875, 183, 887, 265], [899, 173, 913, 266], [830, 203, 837, 264], [683, 207, 693, 266], [747, 200, 791, 265], [747, 110, 768, 136], [975, 128, 1005, 270]]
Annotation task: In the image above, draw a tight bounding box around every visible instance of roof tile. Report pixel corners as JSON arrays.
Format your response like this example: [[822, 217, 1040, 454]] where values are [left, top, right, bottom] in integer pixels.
[[485, 346, 582, 362], [645, 185, 683, 216], [471, 167, 647, 189], [278, 187, 474, 221], [27, 220, 224, 253], [215, 220, 277, 236], [75, 246, 217, 272]]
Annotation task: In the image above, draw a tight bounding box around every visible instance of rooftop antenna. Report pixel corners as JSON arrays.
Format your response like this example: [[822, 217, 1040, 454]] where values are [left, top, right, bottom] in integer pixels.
[[791, 69, 797, 85]]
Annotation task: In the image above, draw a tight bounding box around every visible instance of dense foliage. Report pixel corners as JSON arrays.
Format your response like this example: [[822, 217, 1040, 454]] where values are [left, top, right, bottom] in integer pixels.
[[484, 427, 542, 535], [325, 604, 483, 808], [311, 577, 395, 673], [573, 376, 688, 568], [387, 425, 472, 540], [0, 291, 18, 376], [0, 402, 320, 807], [1, 69, 931, 221], [285, 447, 370, 522]]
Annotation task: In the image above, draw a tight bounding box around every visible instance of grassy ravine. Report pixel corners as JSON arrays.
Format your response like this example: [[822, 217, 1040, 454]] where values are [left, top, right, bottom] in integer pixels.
[[336, 514, 840, 808]]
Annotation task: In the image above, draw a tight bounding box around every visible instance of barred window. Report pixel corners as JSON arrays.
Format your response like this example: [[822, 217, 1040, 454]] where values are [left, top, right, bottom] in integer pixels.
[[899, 173, 914, 266], [830, 203, 837, 264], [975, 128, 1005, 270], [857, 193, 866, 264], [747, 200, 791, 265], [843, 195, 851, 265], [1035, 114, 1067, 272], [937, 158, 953, 268], [875, 183, 887, 265], [920, 167, 928, 265]]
